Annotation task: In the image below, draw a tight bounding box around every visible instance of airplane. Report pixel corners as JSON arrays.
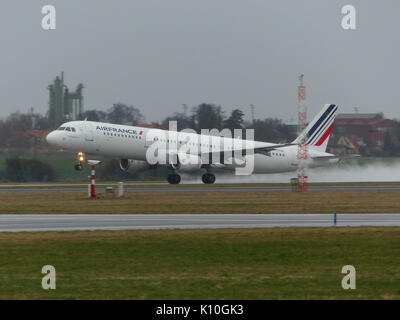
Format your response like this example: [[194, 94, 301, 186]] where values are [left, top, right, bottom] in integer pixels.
[[46, 103, 339, 184]]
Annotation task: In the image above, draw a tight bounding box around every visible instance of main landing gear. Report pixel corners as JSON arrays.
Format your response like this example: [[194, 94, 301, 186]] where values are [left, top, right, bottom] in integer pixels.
[[202, 173, 216, 184], [166, 171, 216, 185], [167, 173, 181, 184]]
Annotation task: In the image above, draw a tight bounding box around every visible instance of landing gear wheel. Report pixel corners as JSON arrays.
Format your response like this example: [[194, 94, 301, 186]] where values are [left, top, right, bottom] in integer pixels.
[[75, 164, 83, 171], [202, 173, 216, 184], [167, 173, 181, 184]]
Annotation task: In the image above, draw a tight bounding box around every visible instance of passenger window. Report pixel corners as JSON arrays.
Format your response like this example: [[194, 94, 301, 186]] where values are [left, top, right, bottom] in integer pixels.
[[71, 128, 76, 132], [66, 127, 71, 131]]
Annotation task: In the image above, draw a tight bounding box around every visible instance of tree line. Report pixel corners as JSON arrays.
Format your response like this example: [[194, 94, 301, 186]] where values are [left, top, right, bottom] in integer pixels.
[[0, 158, 56, 182], [0, 102, 296, 150], [81, 102, 295, 143], [3, 101, 400, 156]]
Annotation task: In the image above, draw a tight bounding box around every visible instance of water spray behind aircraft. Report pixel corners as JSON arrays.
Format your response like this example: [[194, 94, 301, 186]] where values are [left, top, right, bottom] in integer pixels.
[[179, 159, 400, 184]]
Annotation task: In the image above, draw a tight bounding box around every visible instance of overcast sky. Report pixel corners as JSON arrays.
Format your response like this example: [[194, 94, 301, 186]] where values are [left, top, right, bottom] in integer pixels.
[[1, 0, 399, 123]]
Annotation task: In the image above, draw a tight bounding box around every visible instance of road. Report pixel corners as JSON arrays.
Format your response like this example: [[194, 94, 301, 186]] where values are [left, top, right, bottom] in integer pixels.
[[1, 213, 400, 232], [1, 185, 400, 193]]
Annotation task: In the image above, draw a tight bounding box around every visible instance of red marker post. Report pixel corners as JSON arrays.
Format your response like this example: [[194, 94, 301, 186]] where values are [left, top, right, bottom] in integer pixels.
[[87, 160, 102, 199], [90, 164, 96, 198]]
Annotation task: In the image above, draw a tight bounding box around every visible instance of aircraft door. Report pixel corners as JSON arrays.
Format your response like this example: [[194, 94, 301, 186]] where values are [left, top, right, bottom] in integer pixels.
[[144, 130, 153, 148], [84, 123, 94, 142]]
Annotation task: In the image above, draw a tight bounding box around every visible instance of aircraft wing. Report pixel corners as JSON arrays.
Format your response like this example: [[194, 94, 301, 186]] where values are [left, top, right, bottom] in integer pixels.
[[252, 143, 295, 155], [197, 143, 296, 159], [311, 154, 360, 160]]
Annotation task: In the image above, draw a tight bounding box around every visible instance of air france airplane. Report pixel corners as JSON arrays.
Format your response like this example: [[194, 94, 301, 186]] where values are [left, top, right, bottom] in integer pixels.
[[46, 104, 339, 184]]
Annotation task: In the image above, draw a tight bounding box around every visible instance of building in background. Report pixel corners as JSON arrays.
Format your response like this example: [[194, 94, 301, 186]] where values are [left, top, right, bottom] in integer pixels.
[[328, 113, 397, 155], [137, 123, 167, 130], [48, 72, 84, 129]]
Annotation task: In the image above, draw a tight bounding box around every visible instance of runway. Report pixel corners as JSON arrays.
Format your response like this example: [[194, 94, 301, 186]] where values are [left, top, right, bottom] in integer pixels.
[[1, 213, 400, 232], [1, 185, 400, 193]]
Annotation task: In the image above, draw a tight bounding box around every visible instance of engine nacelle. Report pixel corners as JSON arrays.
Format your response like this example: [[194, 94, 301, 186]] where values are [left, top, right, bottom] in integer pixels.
[[169, 153, 202, 172], [120, 159, 154, 173]]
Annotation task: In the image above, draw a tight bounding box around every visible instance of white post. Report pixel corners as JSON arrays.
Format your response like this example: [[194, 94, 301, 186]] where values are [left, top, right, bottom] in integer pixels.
[[118, 182, 124, 197], [88, 184, 91, 198]]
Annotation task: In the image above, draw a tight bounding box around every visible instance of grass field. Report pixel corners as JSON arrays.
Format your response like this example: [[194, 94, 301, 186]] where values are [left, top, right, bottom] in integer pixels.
[[1, 189, 400, 214], [0, 227, 399, 299]]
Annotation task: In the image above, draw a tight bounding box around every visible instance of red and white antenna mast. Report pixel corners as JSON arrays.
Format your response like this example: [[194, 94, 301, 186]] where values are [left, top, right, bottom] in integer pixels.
[[297, 74, 308, 192]]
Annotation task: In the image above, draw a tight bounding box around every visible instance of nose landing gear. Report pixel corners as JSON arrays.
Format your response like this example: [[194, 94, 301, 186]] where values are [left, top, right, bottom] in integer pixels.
[[75, 152, 85, 171]]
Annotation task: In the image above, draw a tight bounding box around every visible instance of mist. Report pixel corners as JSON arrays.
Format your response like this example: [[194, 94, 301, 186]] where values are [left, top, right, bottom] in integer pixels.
[[180, 159, 400, 184]]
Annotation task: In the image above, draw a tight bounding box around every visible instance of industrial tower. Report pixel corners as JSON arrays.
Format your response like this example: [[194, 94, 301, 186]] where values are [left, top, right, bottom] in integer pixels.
[[297, 74, 308, 192], [48, 72, 84, 129]]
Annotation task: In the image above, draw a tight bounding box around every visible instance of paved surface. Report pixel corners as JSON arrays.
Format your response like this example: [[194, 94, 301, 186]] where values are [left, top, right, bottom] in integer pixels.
[[1, 185, 400, 193], [0, 183, 168, 187], [1, 214, 400, 232]]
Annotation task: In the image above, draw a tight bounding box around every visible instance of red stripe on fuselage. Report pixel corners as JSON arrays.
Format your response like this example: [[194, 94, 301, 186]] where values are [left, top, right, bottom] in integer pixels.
[[315, 123, 333, 146]]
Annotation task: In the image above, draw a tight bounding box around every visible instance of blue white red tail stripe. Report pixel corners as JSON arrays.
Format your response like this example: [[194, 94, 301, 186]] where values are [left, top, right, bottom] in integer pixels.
[[306, 104, 335, 139], [306, 104, 338, 145], [305, 104, 336, 143], [314, 122, 334, 146], [292, 104, 338, 151]]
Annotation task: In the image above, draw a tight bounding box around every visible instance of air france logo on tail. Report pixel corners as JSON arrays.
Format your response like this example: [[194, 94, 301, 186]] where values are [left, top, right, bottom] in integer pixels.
[[305, 104, 338, 146]]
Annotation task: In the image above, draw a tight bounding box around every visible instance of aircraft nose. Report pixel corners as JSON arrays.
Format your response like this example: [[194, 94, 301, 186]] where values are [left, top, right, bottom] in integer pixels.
[[46, 131, 57, 146]]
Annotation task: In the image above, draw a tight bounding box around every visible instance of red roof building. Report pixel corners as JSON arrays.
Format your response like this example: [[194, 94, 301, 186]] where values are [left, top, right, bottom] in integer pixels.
[[328, 113, 397, 155]]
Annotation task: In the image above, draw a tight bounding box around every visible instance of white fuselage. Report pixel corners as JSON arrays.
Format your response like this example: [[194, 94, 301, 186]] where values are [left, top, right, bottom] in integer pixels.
[[46, 121, 338, 174]]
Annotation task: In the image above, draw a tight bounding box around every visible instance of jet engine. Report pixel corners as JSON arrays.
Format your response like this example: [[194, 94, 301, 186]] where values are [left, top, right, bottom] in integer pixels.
[[119, 159, 154, 173]]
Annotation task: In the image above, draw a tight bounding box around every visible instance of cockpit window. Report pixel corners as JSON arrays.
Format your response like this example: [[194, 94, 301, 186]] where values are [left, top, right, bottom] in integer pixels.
[[57, 126, 76, 132]]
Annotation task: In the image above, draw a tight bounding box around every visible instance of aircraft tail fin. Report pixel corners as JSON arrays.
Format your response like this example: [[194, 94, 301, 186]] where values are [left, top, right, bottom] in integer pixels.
[[292, 104, 338, 152]]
